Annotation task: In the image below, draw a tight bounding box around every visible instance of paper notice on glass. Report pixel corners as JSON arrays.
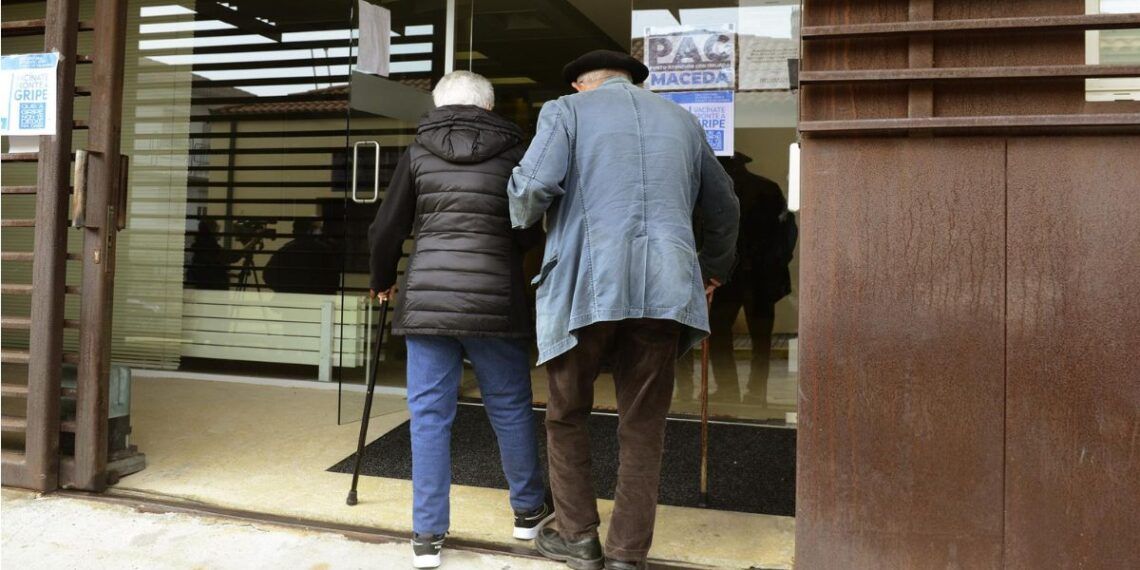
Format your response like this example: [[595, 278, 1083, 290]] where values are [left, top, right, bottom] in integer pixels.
[[661, 90, 734, 157], [358, 1, 391, 77], [787, 142, 800, 212], [738, 6, 800, 91], [644, 25, 735, 91], [1, 52, 59, 136]]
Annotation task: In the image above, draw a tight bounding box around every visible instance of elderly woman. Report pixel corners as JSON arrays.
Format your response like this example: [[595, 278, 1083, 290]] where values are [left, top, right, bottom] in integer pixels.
[[367, 70, 551, 569]]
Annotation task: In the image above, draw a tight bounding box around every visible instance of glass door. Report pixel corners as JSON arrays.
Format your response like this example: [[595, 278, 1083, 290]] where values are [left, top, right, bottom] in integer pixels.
[[336, 0, 461, 424], [455, 1, 631, 410], [133, 0, 363, 386], [631, 1, 801, 425]]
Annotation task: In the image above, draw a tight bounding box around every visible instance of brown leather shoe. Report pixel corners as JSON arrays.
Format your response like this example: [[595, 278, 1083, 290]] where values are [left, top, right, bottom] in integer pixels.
[[604, 558, 642, 570]]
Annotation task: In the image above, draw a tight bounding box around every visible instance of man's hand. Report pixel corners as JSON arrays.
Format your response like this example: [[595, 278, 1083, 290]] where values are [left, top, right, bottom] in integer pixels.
[[369, 286, 397, 302], [705, 278, 722, 303]]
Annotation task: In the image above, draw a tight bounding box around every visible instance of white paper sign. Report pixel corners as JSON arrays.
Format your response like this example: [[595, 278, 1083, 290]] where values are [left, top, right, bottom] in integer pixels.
[[661, 90, 734, 157], [1, 52, 59, 136], [357, 1, 391, 77], [644, 25, 735, 91], [787, 142, 800, 212]]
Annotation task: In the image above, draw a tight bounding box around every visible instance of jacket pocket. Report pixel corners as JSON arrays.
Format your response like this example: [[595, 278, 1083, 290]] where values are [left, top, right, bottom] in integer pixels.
[[531, 256, 558, 288]]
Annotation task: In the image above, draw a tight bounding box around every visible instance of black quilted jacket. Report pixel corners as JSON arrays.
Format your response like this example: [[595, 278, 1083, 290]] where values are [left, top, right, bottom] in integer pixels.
[[368, 105, 541, 337]]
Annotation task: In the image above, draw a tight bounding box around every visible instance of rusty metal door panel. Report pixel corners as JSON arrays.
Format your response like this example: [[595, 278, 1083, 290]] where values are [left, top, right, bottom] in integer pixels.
[[797, 137, 1006, 569], [0, 0, 81, 492], [2, 0, 127, 492], [1004, 136, 1140, 568]]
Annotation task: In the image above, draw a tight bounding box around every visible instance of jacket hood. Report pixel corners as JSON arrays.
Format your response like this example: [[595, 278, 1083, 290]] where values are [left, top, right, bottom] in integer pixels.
[[416, 105, 524, 164]]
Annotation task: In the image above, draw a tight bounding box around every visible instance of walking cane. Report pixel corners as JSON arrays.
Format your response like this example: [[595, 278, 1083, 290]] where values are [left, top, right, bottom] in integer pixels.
[[346, 296, 389, 506], [698, 293, 712, 508]]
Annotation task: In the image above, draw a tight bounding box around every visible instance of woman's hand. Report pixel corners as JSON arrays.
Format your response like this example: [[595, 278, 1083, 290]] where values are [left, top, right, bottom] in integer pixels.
[[370, 286, 397, 302]]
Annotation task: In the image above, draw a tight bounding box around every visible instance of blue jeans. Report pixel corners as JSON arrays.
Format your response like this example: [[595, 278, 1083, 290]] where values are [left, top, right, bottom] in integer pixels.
[[405, 335, 545, 535]]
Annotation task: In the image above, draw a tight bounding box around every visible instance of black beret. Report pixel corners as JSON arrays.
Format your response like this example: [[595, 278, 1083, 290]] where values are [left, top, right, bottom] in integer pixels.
[[562, 49, 650, 85]]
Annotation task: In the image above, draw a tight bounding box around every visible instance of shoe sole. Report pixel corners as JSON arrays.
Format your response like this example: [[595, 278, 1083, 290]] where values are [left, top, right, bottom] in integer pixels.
[[535, 539, 603, 570], [412, 553, 441, 568], [512, 511, 556, 540]]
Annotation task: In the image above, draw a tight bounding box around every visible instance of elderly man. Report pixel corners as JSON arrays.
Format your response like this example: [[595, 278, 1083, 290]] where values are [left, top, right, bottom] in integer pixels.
[[507, 50, 739, 570]]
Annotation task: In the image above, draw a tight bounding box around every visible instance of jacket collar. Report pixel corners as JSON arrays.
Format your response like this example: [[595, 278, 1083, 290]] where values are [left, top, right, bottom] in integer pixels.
[[599, 76, 633, 89]]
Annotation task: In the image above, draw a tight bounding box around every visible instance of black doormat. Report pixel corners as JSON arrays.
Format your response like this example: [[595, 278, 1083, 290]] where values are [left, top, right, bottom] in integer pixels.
[[329, 403, 795, 517]]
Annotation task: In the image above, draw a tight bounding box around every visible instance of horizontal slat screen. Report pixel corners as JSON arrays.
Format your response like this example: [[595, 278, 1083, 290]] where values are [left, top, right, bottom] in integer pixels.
[[798, 0, 1140, 134], [0, 1, 88, 367], [4, 0, 444, 372]]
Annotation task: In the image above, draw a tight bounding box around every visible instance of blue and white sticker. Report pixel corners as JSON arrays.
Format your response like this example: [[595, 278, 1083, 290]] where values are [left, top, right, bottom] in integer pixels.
[[1, 52, 59, 136], [660, 90, 735, 157]]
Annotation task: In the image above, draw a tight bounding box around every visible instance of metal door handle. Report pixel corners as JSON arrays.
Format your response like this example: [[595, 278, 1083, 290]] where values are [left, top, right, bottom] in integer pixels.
[[351, 141, 381, 204]]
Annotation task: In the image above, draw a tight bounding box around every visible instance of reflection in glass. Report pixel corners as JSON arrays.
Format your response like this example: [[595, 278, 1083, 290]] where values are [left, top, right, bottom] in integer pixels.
[[634, 1, 800, 423], [1087, 0, 1140, 101]]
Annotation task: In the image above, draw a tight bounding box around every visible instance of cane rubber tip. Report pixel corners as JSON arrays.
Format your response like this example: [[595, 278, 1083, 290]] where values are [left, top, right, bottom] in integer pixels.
[[346, 491, 358, 506]]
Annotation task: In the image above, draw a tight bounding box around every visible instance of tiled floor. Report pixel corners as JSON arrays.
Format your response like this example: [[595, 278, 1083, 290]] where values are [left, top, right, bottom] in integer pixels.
[[115, 374, 795, 569]]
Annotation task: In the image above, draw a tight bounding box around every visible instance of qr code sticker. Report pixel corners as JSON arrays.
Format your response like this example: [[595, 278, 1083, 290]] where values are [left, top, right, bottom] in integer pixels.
[[706, 130, 724, 151], [19, 103, 47, 130]]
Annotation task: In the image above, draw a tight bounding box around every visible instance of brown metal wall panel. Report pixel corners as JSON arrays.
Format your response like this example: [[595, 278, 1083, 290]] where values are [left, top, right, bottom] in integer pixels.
[[934, 32, 1084, 68], [935, 81, 1140, 118], [800, 0, 1140, 133], [797, 137, 1006, 569], [800, 36, 910, 122], [803, 37, 911, 71], [933, 0, 1084, 19], [1004, 136, 1140, 569], [804, 0, 910, 27], [801, 0, 910, 122], [801, 83, 911, 122]]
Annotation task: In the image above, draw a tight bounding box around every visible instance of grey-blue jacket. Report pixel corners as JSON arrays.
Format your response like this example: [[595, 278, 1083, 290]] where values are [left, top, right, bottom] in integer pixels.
[[507, 76, 739, 364]]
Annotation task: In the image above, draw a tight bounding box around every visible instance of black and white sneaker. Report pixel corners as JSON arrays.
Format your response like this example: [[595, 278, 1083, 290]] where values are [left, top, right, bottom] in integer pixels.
[[411, 532, 445, 568], [513, 492, 556, 540]]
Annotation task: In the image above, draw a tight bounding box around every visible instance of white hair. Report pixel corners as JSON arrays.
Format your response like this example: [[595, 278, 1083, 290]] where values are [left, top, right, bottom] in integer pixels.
[[432, 70, 495, 109], [575, 68, 631, 86]]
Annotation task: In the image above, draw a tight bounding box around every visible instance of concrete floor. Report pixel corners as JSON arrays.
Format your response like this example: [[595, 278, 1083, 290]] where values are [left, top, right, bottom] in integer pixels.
[[112, 375, 795, 569], [0, 488, 560, 570]]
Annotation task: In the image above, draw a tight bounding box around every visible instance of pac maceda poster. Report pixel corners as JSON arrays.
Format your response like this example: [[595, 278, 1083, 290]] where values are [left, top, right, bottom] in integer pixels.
[[644, 25, 735, 91]]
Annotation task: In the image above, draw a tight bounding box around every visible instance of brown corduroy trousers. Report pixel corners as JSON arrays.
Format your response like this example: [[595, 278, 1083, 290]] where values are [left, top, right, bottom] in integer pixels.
[[544, 318, 681, 562]]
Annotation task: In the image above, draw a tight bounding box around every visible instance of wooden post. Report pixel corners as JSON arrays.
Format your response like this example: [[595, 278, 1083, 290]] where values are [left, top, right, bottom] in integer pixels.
[[73, 0, 128, 492], [24, 0, 81, 492]]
